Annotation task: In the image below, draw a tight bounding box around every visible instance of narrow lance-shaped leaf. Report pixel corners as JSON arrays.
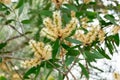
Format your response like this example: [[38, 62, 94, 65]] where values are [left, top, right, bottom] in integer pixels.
[[79, 62, 89, 78], [88, 63, 103, 72], [65, 37, 82, 44], [0, 57, 2, 63], [63, 4, 78, 11], [18, 4, 24, 16], [105, 40, 113, 55], [15, 0, 24, 9], [66, 49, 80, 56], [113, 33, 119, 46], [96, 46, 111, 60], [97, 13, 112, 27], [0, 76, 7, 80], [0, 42, 7, 50], [40, 10, 52, 16], [91, 49, 105, 59], [61, 43, 70, 50], [104, 14, 117, 25], [45, 69, 53, 80], [23, 66, 38, 79], [84, 51, 96, 62], [85, 11, 97, 19], [35, 65, 41, 79], [21, 19, 31, 24], [65, 56, 75, 66], [52, 39, 60, 59]]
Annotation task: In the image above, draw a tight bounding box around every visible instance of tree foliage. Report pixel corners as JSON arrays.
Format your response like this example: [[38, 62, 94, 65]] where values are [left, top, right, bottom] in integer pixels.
[[0, 0, 120, 80]]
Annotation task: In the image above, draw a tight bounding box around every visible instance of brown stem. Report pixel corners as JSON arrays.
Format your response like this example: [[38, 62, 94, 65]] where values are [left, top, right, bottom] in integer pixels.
[[8, 61, 23, 80], [66, 67, 77, 80], [9, 25, 30, 40], [0, 55, 26, 61], [46, 60, 65, 75], [6, 32, 31, 42], [66, 75, 69, 80]]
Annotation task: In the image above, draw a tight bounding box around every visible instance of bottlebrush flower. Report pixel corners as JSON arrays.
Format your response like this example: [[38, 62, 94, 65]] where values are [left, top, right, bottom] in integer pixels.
[[23, 40, 52, 68], [74, 26, 104, 45], [0, 0, 11, 4], [40, 11, 78, 41], [112, 26, 120, 34]]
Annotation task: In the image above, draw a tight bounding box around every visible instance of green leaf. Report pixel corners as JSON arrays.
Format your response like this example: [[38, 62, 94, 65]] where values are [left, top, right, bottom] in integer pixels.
[[65, 56, 75, 66], [45, 69, 53, 80], [75, 0, 79, 5], [0, 57, 2, 63], [0, 76, 7, 80], [105, 40, 113, 55], [88, 63, 103, 72], [79, 63, 89, 78], [34, 28, 41, 41], [85, 11, 97, 19], [58, 71, 64, 80], [5, 10, 10, 15], [63, 4, 78, 12], [18, 4, 24, 16], [40, 59, 60, 68], [66, 49, 80, 56], [21, 19, 31, 24], [23, 66, 40, 79], [65, 37, 82, 44], [96, 47, 111, 60], [35, 65, 41, 79], [61, 43, 70, 50], [15, 0, 24, 9], [76, 11, 84, 17], [40, 10, 52, 16], [91, 50, 105, 59], [0, 42, 7, 50], [5, 19, 15, 25], [113, 33, 119, 46], [62, 13, 70, 25], [68, 28, 76, 37], [104, 14, 117, 25], [92, 66, 103, 72], [84, 51, 96, 62], [97, 13, 112, 27], [52, 39, 60, 59], [0, 3, 10, 11]]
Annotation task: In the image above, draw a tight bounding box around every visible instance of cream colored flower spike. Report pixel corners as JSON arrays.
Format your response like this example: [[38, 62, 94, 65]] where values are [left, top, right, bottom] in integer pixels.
[[53, 11, 62, 29], [0, 0, 11, 4], [40, 11, 78, 41], [83, 0, 91, 4], [22, 40, 52, 68], [52, 0, 64, 9], [112, 26, 120, 34]]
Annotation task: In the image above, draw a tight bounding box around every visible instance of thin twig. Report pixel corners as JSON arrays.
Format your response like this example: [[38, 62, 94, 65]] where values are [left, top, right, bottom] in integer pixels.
[[66, 74, 69, 80], [46, 60, 65, 75], [0, 43, 26, 54], [6, 32, 31, 42], [9, 25, 30, 40], [10, 7, 24, 33], [4, 62, 11, 71], [66, 67, 77, 80], [0, 55, 26, 61], [66, 54, 79, 74], [8, 61, 23, 80]]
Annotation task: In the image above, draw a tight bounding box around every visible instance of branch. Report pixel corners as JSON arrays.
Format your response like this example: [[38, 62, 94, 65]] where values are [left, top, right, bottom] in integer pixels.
[[8, 61, 23, 80], [0, 55, 26, 61], [46, 60, 65, 75], [6, 31, 31, 42], [66, 67, 77, 80], [9, 25, 30, 40]]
